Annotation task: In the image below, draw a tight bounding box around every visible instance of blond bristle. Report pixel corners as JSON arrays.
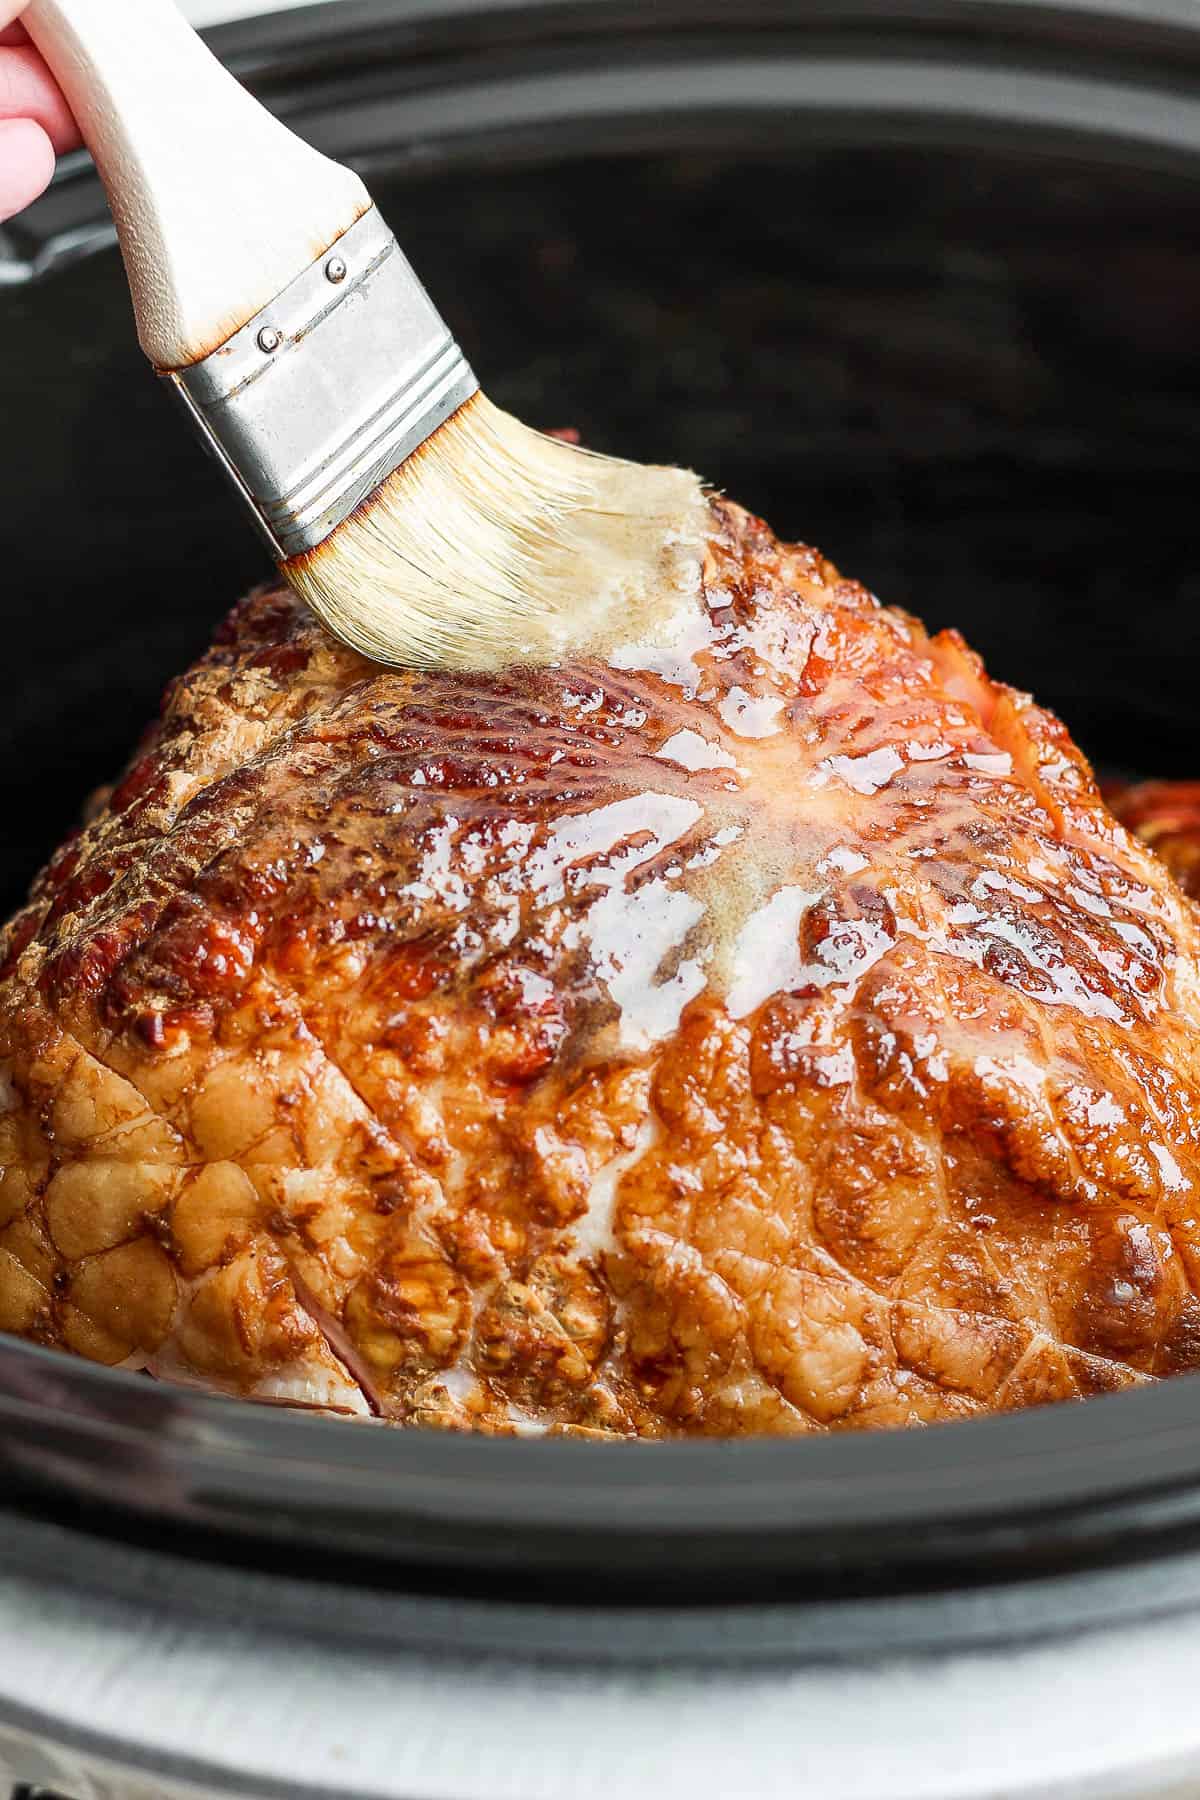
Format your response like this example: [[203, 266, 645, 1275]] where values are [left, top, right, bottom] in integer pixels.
[[284, 393, 710, 670]]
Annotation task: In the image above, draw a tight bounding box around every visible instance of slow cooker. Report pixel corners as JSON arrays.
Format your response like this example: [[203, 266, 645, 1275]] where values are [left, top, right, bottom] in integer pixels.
[[2, 2, 1200, 1794]]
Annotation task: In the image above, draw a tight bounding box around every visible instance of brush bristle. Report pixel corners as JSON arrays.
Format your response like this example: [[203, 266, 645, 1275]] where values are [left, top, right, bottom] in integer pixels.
[[284, 394, 710, 670]]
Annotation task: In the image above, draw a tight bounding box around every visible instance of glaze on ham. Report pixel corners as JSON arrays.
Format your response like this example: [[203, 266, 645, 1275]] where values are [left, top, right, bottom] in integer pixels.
[[3, 499, 1200, 1434]]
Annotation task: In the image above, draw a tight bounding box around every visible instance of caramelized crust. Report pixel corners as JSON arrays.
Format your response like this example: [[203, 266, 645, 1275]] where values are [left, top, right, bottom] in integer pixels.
[[1108, 781, 1200, 902], [3, 499, 1200, 1434]]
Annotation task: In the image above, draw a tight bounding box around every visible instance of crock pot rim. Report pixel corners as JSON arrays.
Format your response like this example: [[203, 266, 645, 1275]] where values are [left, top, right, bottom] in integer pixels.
[[8, 0, 1200, 291], [7, 1325, 1200, 1599]]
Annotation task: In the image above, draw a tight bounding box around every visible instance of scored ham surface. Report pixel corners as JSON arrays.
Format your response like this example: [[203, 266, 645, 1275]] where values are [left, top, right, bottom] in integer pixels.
[[2, 497, 1200, 1435]]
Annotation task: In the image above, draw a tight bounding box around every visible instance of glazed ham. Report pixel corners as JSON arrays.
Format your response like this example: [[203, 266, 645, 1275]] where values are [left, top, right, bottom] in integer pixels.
[[3, 497, 1200, 1435]]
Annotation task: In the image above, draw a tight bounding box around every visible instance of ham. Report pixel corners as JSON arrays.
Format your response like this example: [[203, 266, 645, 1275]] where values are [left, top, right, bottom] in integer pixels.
[[2, 498, 1199, 1434]]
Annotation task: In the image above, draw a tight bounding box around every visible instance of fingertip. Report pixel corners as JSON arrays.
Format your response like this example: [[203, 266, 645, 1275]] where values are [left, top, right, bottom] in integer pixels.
[[0, 116, 54, 222], [0, 44, 80, 153]]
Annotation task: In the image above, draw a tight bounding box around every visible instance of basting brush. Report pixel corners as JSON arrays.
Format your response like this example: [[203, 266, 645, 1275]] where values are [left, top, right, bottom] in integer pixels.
[[23, 0, 707, 669]]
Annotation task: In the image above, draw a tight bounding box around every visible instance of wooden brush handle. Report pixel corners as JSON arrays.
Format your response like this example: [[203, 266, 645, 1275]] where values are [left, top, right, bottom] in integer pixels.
[[22, 0, 371, 369]]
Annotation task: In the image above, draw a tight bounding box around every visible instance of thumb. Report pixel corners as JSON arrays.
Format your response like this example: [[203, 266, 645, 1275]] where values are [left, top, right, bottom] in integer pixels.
[[0, 115, 54, 220], [0, 29, 80, 152]]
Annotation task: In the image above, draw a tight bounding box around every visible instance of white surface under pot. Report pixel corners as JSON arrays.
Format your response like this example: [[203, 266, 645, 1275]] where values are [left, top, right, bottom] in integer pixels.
[[3, 1538, 1200, 1800]]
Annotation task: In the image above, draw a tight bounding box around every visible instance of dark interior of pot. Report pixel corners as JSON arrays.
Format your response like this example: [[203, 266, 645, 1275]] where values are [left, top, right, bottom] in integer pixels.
[[3, 1, 1200, 1617]]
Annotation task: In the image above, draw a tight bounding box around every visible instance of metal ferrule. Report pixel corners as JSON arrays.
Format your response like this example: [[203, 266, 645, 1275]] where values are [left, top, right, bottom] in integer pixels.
[[164, 207, 479, 562]]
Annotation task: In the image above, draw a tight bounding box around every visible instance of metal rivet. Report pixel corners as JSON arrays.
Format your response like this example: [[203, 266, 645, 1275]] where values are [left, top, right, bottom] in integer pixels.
[[257, 326, 281, 354], [325, 255, 348, 284]]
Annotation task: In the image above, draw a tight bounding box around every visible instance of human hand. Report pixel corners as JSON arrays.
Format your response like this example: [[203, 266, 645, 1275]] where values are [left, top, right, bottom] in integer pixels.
[[0, 2, 80, 221]]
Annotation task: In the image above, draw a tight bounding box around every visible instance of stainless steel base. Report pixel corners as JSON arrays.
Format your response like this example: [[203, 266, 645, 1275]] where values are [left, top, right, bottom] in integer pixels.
[[1, 1543, 1200, 1800]]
